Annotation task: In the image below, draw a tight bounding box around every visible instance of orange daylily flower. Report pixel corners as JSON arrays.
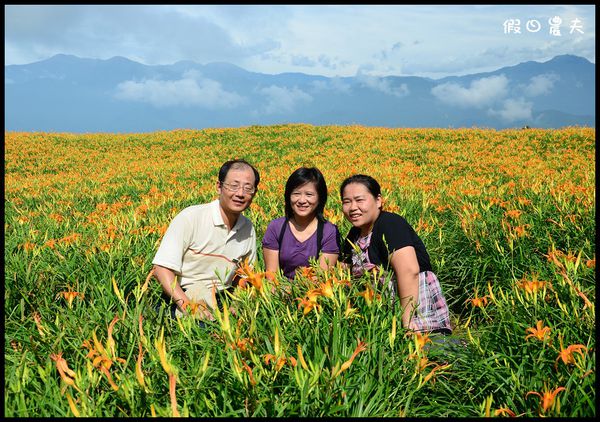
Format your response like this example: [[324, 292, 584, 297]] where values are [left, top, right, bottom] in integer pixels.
[[405, 330, 432, 353], [465, 294, 489, 308], [357, 285, 375, 305], [32, 312, 48, 337], [235, 258, 267, 292], [516, 277, 552, 295], [235, 258, 255, 278], [421, 362, 452, 386], [334, 339, 367, 377], [275, 356, 287, 371], [517, 197, 532, 206], [21, 241, 36, 251], [415, 356, 433, 372], [344, 300, 359, 318], [246, 272, 264, 292], [264, 270, 278, 284], [323, 208, 341, 225], [504, 209, 523, 219], [82, 340, 120, 391], [544, 248, 565, 269], [525, 320, 551, 342], [526, 386, 566, 415], [45, 239, 57, 249], [50, 352, 78, 388], [331, 275, 351, 288], [305, 288, 321, 302], [305, 279, 334, 301], [242, 361, 257, 385], [494, 407, 516, 417], [264, 353, 295, 371], [512, 224, 528, 238], [318, 279, 334, 299], [414, 332, 432, 351], [555, 341, 587, 369], [297, 296, 321, 315], [228, 337, 254, 353], [263, 354, 276, 365], [297, 266, 318, 282], [81, 317, 126, 391], [184, 299, 210, 317], [59, 290, 84, 308]]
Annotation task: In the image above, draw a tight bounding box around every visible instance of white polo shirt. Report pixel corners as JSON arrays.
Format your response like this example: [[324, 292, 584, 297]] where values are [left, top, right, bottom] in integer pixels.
[[152, 200, 256, 309]]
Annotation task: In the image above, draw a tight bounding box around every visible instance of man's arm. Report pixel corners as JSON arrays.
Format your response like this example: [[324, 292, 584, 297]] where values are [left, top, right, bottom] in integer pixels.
[[153, 264, 191, 315]]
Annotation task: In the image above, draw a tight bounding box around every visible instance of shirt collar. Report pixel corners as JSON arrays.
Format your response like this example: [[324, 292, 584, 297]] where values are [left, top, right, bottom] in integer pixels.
[[210, 199, 246, 232]]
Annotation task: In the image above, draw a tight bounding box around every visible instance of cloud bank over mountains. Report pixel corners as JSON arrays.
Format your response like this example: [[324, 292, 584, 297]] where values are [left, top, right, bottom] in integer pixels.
[[4, 54, 594, 132], [114, 70, 246, 109]]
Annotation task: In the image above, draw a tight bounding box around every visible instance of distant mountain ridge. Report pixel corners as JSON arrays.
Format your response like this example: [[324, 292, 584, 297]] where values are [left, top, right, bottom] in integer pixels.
[[5, 54, 595, 132]]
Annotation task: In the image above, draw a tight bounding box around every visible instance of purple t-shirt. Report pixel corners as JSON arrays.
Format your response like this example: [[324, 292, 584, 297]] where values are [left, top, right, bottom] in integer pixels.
[[262, 217, 340, 280]]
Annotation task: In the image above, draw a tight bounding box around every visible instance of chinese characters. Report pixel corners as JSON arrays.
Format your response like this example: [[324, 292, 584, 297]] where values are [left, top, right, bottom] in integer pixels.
[[503, 16, 585, 35]]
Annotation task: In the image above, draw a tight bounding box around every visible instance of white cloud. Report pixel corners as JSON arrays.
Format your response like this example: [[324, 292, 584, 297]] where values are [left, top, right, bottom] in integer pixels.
[[291, 54, 317, 67], [523, 73, 559, 97], [258, 85, 312, 114], [330, 77, 352, 94], [310, 76, 352, 94], [357, 72, 410, 97], [309, 80, 328, 91], [4, 5, 279, 66], [488, 98, 533, 122], [431, 75, 509, 108], [114, 74, 245, 108], [4, 5, 595, 78]]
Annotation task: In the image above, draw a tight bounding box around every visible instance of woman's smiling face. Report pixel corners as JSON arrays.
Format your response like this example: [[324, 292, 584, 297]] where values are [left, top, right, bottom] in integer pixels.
[[341, 182, 381, 235], [290, 181, 319, 220]]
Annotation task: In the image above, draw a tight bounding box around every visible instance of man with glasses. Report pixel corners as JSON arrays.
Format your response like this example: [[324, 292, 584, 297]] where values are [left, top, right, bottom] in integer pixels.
[[152, 159, 260, 319]]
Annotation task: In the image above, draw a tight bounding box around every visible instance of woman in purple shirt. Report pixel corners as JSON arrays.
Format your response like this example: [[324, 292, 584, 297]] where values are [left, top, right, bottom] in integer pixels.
[[262, 167, 340, 280]]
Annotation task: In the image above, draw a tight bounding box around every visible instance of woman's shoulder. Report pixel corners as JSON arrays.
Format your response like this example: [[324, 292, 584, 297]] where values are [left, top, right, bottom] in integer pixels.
[[266, 216, 287, 231], [322, 219, 340, 231], [378, 211, 409, 225], [374, 212, 412, 236]]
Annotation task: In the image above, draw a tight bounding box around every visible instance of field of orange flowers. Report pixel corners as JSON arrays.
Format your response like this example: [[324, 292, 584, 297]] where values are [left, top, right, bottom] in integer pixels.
[[4, 125, 595, 417]]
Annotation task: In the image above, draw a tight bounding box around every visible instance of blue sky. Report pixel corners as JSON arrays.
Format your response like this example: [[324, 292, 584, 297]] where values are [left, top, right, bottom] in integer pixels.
[[4, 4, 595, 78]]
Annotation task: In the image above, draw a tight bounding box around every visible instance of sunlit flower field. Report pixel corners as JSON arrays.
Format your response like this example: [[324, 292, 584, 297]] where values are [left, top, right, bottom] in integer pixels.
[[4, 124, 595, 417]]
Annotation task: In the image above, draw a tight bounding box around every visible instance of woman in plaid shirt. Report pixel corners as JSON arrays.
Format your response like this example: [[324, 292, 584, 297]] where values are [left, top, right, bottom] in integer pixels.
[[340, 174, 452, 334]]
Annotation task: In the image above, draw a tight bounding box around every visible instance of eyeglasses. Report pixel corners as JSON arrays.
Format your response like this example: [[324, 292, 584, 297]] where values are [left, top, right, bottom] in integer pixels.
[[221, 182, 256, 194]]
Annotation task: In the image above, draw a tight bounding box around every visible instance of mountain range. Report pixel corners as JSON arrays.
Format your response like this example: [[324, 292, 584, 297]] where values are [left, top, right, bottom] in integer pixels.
[[4, 54, 595, 132]]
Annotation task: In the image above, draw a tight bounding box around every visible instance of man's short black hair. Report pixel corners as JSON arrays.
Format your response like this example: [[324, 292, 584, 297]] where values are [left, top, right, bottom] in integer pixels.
[[218, 159, 260, 188]]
